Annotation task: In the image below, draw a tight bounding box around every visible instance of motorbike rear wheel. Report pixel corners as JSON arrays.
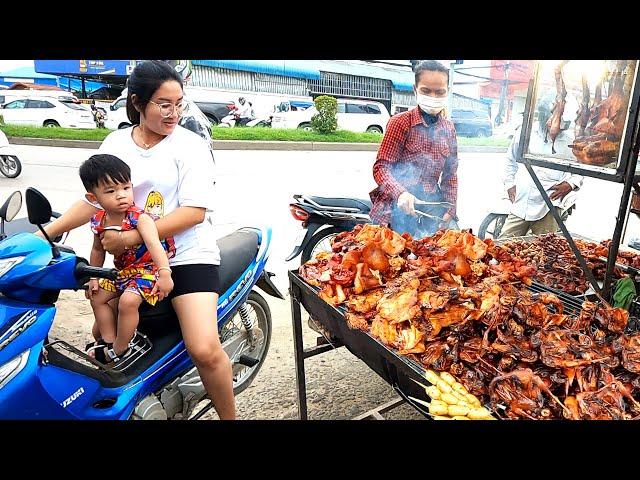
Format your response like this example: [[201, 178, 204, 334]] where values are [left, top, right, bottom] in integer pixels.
[[0, 155, 22, 178], [219, 290, 272, 395], [478, 213, 507, 240], [301, 226, 346, 264]]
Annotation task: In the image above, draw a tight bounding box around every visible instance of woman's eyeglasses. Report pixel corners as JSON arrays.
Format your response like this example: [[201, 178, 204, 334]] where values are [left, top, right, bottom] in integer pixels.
[[149, 100, 189, 118]]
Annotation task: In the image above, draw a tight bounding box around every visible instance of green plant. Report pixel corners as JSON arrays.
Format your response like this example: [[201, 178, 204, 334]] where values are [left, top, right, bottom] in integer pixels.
[[311, 95, 338, 134], [0, 114, 4, 125]]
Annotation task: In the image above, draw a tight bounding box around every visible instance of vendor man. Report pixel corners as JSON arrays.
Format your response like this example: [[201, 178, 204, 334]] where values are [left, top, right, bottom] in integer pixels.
[[499, 120, 583, 238]]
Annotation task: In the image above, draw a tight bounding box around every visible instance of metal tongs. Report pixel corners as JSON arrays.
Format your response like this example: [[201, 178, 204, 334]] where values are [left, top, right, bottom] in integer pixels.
[[413, 199, 454, 221]]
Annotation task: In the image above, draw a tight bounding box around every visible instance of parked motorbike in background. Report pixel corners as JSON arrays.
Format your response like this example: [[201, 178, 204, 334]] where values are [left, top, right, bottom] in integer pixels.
[[477, 193, 511, 240], [286, 194, 456, 264], [0, 188, 283, 419], [218, 105, 240, 128], [0, 129, 22, 178], [286, 194, 372, 264], [477, 193, 575, 240]]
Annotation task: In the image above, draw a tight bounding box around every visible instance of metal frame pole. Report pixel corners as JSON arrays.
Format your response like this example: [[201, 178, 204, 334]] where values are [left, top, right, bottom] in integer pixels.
[[290, 281, 308, 420], [602, 139, 640, 298], [521, 161, 602, 295]]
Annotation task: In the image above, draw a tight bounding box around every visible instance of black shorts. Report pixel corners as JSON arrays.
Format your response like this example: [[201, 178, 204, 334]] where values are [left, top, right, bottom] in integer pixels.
[[168, 264, 221, 299]]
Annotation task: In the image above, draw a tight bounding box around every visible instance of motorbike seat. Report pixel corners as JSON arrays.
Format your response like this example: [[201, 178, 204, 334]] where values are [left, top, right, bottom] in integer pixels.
[[217, 230, 259, 294], [305, 196, 371, 214]]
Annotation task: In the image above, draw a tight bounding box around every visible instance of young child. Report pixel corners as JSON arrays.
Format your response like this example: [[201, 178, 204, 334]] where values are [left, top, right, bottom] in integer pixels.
[[80, 154, 175, 364]]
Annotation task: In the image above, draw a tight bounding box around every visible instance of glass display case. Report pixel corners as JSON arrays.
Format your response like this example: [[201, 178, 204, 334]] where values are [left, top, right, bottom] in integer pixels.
[[517, 60, 640, 182]]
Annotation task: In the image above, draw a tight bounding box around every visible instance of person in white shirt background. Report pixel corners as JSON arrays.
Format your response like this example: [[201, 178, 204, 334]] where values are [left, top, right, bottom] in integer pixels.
[[499, 118, 584, 238], [43, 60, 236, 420], [234, 97, 254, 126]]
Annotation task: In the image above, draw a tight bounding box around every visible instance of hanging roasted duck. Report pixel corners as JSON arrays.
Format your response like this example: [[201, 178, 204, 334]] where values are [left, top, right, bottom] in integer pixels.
[[544, 61, 569, 154], [571, 61, 628, 165], [574, 74, 590, 138]]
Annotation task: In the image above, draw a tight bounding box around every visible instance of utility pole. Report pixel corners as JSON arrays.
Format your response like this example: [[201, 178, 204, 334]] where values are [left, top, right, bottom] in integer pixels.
[[495, 60, 510, 126], [449, 60, 463, 117]]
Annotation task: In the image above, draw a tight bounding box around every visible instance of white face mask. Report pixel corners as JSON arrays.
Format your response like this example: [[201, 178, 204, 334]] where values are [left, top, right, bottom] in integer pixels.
[[416, 92, 448, 115]]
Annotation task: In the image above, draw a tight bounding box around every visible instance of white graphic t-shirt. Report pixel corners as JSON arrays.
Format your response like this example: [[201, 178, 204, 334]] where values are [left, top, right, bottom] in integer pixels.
[[97, 125, 220, 266]]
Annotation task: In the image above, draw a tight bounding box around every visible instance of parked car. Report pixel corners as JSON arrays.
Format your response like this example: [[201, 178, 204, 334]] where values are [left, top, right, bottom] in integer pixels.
[[0, 97, 96, 129], [271, 98, 390, 134], [0, 89, 78, 106], [104, 92, 211, 140], [192, 100, 235, 125], [87, 86, 123, 101], [492, 117, 522, 140], [451, 109, 493, 137], [104, 96, 130, 130]]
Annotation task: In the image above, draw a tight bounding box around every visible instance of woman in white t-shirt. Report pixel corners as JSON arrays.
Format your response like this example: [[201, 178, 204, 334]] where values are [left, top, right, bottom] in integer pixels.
[[44, 61, 235, 420]]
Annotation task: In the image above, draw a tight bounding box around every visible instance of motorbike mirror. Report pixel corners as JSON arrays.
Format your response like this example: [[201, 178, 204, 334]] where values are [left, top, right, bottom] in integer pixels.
[[0, 190, 22, 222], [26, 188, 59, 257], [26, 187, 52, 225]]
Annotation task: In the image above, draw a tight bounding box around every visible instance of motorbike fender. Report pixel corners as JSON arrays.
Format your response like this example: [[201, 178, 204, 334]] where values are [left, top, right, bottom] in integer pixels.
[[285, 222, 324, 262], [256, 271, 285, 299]]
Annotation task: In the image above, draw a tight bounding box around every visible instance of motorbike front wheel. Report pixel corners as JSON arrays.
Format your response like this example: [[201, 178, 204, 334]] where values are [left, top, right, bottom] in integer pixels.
[[301, 226, 347, 264], [0, 155, 22, 178], [219, 290, 272, 395], [478, 213, 508, 240]]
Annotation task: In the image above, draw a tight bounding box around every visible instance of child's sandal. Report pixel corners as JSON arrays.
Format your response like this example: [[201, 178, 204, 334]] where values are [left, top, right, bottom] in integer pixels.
[[105, 345, 133, 364]]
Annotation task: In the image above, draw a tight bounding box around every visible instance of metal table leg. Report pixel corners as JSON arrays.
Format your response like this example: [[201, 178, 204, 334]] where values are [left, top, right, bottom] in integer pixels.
[[290, 282, 308, 420]]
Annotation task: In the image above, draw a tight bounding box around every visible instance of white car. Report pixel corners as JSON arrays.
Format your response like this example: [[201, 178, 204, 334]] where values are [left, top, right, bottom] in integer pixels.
[[0, 97, 96, 129], [271, 98, 390, 134], [0, 89, 78, 107], [105, 93, 211, 134], [104, 96, 129, 130]]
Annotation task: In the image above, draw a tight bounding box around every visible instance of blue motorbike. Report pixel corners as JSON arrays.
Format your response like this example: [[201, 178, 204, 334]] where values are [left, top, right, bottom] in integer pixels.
[[0, 188, 283, 419]]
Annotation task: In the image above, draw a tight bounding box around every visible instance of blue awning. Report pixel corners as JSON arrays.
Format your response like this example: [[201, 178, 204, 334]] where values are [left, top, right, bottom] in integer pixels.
[[192, 60, 414, 91], [193, 60, 321, 80]]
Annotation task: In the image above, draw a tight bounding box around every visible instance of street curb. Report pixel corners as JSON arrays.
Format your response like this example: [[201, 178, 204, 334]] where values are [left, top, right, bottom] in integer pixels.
[[7, 136, 508, 153]]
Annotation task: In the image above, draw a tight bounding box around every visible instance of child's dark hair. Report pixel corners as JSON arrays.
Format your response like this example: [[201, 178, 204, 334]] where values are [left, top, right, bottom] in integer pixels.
[[126, 60, 183, 125], [79, 154, 131, 192]]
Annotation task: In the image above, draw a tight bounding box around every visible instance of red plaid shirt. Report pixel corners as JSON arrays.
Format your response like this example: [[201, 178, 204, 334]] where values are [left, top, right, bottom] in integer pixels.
[[369, 107, 458, 226]]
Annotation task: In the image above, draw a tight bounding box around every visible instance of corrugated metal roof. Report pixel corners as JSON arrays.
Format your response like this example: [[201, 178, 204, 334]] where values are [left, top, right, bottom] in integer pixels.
[[192, 60, 414, 91]]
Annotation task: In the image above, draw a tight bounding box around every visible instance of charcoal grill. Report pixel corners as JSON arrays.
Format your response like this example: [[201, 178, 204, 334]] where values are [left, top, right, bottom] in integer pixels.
[[289, 269, 592, 420]]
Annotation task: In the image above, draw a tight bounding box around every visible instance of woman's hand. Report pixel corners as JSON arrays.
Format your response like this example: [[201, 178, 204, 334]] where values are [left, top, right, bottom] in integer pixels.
[[100, 230, 128, 256]]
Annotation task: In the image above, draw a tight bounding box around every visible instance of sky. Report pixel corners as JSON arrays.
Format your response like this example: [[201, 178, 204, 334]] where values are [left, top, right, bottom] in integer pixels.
[[0, 60, 34, 72]]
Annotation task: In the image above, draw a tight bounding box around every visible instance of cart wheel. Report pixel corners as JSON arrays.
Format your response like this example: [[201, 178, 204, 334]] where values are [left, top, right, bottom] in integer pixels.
[[478, 213, 507, 240], [301, 226, 345, 264], [219, 291, 272, 395]]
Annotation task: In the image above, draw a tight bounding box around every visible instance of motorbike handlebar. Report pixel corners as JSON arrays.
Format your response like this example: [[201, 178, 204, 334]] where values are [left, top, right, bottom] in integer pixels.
[[74, 261, 118, 281]]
